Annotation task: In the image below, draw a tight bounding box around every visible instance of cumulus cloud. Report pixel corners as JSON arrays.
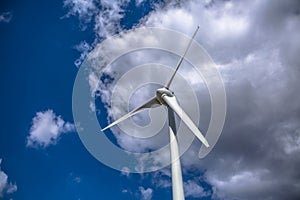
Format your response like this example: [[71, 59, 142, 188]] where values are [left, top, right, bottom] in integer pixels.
[[0, 12, 13, 23], [69, 0, 300, 199], [0, 159, 17, 197], [27, 110, 75, 148]]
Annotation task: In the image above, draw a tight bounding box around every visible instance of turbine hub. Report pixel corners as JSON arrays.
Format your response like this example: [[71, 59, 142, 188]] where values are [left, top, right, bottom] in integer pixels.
[[156, 87, 174, 106]]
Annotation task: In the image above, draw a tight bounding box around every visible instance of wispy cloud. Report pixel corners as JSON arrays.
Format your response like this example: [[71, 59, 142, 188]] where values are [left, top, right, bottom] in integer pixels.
[[63, 0, 163, 67], [74, 40, 93, 67], [63, 0, 130, 38], [0, 159, 17, 198], [139, 186, 153, 200], [63, 0, 97, 25], [69, 172, 82, 184], [121, 185, 153, 200], [63, 0, 134, 66], [184, 180, 210, 198], [0, 12, 13, 23], [27, 109, 75, 148]]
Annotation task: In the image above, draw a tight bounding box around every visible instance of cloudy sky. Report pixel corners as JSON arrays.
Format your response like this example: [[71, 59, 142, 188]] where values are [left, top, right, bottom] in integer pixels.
[[1, 0, 300, 199]]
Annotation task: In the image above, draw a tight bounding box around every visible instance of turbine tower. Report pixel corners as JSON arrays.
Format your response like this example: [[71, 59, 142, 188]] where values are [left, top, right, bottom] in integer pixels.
[[101, 26, 209, 200]]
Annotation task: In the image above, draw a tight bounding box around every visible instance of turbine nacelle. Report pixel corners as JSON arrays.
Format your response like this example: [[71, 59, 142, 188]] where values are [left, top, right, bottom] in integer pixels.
[[156, 87, 174, 106]]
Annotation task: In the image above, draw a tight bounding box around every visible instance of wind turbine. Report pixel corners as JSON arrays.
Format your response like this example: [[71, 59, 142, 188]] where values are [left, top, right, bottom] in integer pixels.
[[101, 26, 209, 200]]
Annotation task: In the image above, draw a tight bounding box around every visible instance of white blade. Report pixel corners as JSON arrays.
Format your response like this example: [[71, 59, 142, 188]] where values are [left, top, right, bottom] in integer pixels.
[[165, 26, 199, 89], [162, 95, 209, 147], [101, 97, 161, 131]]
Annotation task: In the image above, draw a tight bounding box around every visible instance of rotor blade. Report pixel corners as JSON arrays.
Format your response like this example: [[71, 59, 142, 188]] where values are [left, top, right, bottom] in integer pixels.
[[101, 97, 161, 131], [165, 26, 199, 89], [162, 95, 209, 147]]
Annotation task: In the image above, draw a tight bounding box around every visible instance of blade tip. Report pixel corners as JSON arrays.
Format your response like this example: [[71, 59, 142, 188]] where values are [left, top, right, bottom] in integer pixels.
[[206, 144, 210, 148], [204, 141, 210, 148]]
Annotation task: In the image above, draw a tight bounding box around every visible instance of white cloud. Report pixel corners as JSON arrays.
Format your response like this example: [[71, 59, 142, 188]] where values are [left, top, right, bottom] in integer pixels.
[[139, 186, 153, 200], [63, 0, 132, 66], [63, 0, 132, 38], [74, 40, 93, 67], [27, 110, 75, 148], [0, 159, 17, 198], [0, 12, 13, 23], [93, 0, 130, 39], [63, 0, 97, 24]]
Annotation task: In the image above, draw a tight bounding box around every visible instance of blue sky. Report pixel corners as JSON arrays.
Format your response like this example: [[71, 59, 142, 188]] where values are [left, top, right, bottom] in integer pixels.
[[1, 0, 300, 200]]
